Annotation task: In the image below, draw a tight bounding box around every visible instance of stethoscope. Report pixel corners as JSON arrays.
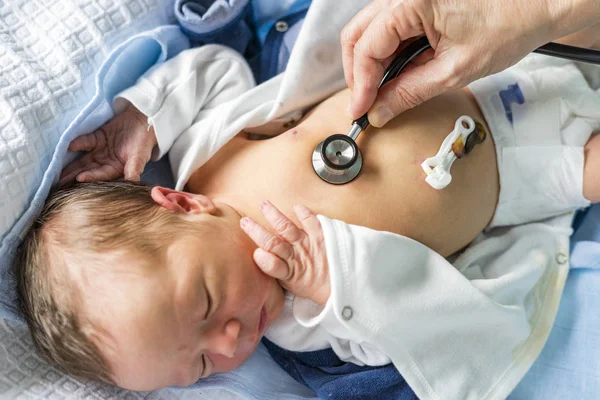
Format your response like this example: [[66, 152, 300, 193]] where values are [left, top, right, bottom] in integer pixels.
[[312, 36, 600, 185]]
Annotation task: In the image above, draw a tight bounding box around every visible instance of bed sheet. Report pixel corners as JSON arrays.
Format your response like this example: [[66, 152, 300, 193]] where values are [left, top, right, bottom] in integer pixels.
[[1, 0, 600, 398], [2, 157, 600, 400], [0, 157, 317, 400], [509, 203, 600, 399], [137, 164, 600, 400], [0, 0, 179, 320], [0, 317, 305, 400]]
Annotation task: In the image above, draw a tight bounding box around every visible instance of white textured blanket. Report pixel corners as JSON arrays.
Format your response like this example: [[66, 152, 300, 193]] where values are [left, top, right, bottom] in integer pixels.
[[0, 0, 178, 398], [0, 0, 171, 244], [0, 2, 309, 398]]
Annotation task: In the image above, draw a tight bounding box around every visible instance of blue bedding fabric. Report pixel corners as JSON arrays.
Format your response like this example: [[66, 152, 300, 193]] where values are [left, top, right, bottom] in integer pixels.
[[180, 3, 600, 396], [0, 25, 191, 321], [262, 338, 417, 400], [174, 0, 311, 84], [509, 204, 600, 399], [257, 206, 600, 400]]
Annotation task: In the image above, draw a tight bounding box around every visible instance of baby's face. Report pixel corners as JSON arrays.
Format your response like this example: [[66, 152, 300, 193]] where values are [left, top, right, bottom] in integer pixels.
[[84, 212, 285, 391]]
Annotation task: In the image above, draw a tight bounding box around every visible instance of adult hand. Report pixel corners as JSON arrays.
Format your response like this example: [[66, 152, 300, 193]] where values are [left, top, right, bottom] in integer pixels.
[[240, 201, 331, 305], [343, 0, 600, 127], [59, 104, 157, 186]]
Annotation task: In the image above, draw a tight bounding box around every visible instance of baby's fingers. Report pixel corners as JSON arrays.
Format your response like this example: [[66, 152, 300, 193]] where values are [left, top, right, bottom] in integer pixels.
[[253, 248, 290, 281], [259, 201, 304, 244], [240, 217, 294, 263], [68, 130, 101, 152], [75, 164, 122, 183], [293, 205, 323, 240], [59, 152, 98, 186], [124, 154, 148, 182]]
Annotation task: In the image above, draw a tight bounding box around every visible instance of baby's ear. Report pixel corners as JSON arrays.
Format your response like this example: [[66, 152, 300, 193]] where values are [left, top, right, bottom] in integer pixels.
[[150, 187, 216, 214]]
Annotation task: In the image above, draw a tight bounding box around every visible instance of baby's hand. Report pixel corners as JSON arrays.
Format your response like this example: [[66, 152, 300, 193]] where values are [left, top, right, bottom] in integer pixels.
[[59, 104, 157, 186], [240, 201, 331, 305]]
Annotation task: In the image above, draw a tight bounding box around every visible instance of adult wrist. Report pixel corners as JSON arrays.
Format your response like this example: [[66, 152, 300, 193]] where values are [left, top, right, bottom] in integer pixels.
[[546, 0, 600, 41]]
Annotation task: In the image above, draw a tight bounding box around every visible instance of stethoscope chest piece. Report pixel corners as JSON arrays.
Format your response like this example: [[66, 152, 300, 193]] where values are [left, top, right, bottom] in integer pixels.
[[312, 36, 432, 185], [312, 134, 363, 184], [311, 37, 600, 186]]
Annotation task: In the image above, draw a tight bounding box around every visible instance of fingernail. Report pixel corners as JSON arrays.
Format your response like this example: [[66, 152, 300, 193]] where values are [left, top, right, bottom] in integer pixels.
[[240, 217, 250, 228], [370, 105, 393, 127], [293, 205, 310, 218], [260, 200, 269, 210]]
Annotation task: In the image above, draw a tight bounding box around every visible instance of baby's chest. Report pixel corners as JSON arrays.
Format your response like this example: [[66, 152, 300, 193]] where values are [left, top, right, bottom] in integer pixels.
[[230, 131, 421, 235]]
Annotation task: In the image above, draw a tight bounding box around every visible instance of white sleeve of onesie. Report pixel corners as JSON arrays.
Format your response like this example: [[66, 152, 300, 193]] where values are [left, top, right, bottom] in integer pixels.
[[296, 214, 570, 400], [114, 45, 255, 160]]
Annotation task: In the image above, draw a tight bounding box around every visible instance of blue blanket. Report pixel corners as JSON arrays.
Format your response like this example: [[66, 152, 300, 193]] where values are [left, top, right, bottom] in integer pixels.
[[174, 0, 311, 84], [0, 24, 190, 321], [262, 338, 417, 400], [1, 1, 599, 398], [509, 204, 600, 399]]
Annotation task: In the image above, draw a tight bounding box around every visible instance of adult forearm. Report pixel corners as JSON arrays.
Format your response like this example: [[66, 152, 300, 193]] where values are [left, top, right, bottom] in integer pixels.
[[547, 0, 600, 40]]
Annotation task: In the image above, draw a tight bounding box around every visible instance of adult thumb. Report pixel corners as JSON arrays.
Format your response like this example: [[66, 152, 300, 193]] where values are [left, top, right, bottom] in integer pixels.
[[368, 57, 455, 127]]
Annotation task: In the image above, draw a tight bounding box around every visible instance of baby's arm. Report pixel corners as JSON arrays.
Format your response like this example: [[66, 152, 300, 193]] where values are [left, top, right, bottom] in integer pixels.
[[242, 202, 567, 400], [60, 104, 157, 184], [116, 45, 255, 160], [62, 45, 256, 184]]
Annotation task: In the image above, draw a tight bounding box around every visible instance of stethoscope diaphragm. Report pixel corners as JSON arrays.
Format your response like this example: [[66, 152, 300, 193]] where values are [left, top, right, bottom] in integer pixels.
[[311, 37, 600, 185], [312, 36, 432, 184], [312, 134, 363, 184]]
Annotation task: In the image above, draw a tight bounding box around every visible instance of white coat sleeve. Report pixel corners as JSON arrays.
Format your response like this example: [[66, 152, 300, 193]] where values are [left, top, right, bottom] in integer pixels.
[[291, 215, 570, 400], [114, 45, 255, 160]]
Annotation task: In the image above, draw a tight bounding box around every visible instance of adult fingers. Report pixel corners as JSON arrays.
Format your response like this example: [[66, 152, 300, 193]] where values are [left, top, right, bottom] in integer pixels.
[[341, 1, 382, 90], [349, 11, 408, 119], [240, 216, 295, 262], [368, 56, 456, 127], [253, 248, 290, 281], [349, 6, 430, 119], [259, 201, 304, 244]]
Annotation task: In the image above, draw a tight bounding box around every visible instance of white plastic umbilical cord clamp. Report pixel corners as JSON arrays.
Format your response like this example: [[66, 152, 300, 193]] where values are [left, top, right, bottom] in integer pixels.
[[421, 116, 476, 190]]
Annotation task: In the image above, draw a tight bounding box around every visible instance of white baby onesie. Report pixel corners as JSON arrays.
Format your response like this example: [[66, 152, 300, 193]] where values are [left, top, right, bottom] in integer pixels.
[[116, 40, 600, 400]]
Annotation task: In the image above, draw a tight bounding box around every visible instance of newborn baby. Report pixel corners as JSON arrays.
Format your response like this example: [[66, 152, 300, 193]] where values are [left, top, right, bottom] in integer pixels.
[[16, 41, 600, 398]]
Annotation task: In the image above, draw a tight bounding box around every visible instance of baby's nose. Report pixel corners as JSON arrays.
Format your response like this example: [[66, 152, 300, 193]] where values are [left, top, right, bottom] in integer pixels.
[[208, 319, 241, 358]]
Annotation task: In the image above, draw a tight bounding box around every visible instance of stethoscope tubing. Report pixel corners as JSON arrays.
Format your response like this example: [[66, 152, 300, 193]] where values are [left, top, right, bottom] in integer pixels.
[[313, 37, 600, 185], [535, 41, 600, 64], [354, 37, 600, 130]]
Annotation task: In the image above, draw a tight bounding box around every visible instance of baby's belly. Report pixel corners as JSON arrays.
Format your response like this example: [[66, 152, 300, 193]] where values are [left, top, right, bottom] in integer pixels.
[[255, 90, 498, 256], [192, 89, 499, 257]]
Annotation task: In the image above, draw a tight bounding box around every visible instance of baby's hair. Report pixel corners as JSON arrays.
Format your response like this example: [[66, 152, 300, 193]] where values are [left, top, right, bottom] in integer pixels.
[[15, 180, 187, 386]]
